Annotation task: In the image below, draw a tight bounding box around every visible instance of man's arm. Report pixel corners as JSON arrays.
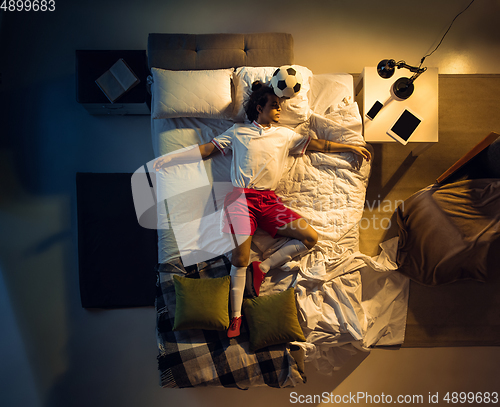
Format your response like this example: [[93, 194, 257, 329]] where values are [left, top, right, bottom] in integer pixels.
[[199, 142, 219, 159], [153, 141, 220, 171], [307, 139, 371, 161]]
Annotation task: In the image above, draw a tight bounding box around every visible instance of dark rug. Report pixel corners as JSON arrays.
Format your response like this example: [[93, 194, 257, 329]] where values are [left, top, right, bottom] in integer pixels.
[[76, 173, 157, 308]]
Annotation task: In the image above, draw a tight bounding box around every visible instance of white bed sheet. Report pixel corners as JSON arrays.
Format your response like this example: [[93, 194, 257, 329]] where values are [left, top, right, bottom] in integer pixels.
[[150, 73, 409, 373]]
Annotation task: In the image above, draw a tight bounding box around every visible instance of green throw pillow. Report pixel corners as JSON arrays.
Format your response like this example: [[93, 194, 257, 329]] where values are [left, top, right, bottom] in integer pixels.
[[242, 287, 306, 352], [172, 274, 230, 331]]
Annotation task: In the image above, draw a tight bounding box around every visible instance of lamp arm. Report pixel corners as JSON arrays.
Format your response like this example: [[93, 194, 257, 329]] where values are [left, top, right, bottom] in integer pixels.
[[376, 59, 427, 90], [395, 61, 427, 74], [408, 67, 427, 83], [393, 60, 427, 85]]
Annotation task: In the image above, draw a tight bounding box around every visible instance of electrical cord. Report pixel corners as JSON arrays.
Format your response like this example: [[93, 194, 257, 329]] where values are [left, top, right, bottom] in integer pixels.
[[419, 0, 477, 67]]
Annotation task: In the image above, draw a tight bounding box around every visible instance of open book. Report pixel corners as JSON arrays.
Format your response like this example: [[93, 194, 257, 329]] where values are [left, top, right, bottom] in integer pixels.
[[95, 59, 140, 103]]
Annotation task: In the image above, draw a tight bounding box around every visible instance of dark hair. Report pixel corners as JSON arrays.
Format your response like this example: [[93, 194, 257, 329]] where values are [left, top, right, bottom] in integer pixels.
[[244, 81, 276, 122]]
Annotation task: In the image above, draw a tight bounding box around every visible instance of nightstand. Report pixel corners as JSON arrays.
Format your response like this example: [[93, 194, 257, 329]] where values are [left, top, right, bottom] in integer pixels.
[[356, 67, 438, 156], [76, 50, 151, 115]]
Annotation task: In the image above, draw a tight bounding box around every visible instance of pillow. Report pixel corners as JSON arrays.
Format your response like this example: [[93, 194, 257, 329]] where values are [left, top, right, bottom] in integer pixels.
[[151, 68, 234, 120], [172, 274, 230, 331], [242, 287, 306, 352], [232, 65, 313, 125], [309, 73, 354, 116]]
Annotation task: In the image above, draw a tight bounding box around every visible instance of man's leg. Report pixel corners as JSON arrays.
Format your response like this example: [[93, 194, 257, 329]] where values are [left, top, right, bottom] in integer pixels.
[[227, 235, 252, 338], [230, 234, 252, 318], [259, 218, 317, 273]]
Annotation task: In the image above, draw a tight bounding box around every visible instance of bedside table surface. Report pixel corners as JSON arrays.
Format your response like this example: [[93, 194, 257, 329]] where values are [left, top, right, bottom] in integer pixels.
[[76, 50, 150, 106], [360, 67, 438, 143]]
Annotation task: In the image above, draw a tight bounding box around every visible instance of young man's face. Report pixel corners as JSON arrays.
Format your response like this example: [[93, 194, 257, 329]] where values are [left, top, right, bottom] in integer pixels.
[[257, 94, 281, 124]]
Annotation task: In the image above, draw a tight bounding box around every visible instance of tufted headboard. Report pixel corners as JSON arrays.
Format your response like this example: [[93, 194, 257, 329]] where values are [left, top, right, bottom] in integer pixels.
[[147, 33, 294, 71]]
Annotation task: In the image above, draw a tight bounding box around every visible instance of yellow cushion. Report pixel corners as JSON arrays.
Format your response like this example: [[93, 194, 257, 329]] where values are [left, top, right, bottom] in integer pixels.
[[172, 275, 230, 331], [243, 287, 306, 352]]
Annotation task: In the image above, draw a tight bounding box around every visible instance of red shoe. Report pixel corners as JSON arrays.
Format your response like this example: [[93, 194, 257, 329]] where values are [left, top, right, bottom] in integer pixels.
[[227, 316, 242, 338], [245, 262, 266, 297]]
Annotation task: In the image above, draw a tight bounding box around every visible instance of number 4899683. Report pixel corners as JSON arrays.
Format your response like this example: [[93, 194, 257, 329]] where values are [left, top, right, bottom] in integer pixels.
[[1, 0, 55, 11]]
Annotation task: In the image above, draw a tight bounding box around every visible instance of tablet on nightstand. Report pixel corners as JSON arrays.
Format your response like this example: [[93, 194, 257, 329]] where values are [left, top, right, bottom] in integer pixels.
[[387, 108, 423, 145]]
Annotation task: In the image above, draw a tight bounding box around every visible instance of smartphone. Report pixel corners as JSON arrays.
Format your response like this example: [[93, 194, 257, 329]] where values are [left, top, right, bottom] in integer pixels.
[[366, 100, 383, 120]]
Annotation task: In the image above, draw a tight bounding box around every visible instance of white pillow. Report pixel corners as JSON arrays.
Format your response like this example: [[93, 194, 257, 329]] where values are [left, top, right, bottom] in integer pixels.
[[232, 65, 313, 125], [151, 68, 234, 119]]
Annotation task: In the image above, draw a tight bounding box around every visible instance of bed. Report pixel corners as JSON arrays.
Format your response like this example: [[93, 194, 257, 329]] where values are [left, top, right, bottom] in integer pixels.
[[137, 33, 409, 388]]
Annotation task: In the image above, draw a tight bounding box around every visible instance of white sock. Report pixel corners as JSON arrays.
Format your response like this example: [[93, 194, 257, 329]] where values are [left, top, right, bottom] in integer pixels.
[[229, 265, 246, 318], [259, 239, 309, 273]]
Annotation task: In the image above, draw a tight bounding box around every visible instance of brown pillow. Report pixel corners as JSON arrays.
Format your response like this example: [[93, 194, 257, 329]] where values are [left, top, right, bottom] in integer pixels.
[[396, 179, 500, 285]]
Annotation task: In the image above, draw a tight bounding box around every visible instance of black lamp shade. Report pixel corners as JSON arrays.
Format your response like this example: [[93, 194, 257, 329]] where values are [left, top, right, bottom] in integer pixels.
[[377, 59, 396, 78], [392, 77, 414, 100]]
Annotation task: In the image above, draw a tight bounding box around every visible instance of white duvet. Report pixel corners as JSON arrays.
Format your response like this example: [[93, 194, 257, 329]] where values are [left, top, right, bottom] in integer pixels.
[[249, 104, 409, 373]]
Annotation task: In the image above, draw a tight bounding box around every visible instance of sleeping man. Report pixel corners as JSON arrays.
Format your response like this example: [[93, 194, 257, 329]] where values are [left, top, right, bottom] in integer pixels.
[[154, 81, 371, 338]]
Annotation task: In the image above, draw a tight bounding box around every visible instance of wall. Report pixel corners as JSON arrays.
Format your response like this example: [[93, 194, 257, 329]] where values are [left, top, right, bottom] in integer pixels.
[[0, 1, 499, 406]]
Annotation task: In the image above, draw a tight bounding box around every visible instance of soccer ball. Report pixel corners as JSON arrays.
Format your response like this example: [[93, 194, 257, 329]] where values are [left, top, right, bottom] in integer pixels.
[[270, 66, 303, 99]]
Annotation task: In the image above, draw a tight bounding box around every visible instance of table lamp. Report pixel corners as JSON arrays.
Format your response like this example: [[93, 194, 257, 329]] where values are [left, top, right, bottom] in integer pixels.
[[376, 59, 427, 100], [376, 0, 477, 100]]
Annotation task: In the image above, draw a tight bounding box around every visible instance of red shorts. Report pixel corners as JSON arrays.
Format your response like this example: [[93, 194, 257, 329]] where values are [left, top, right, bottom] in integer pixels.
[[222, 187, 301, 237]]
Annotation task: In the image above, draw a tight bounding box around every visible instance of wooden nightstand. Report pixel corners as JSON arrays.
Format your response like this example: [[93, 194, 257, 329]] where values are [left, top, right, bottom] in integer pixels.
[[76, 50, 151, 115], [356, 67, 438, 156]]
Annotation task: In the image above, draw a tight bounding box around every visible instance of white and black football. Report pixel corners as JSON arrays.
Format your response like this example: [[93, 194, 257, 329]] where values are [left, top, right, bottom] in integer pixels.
[[270, 66, 303, 99]]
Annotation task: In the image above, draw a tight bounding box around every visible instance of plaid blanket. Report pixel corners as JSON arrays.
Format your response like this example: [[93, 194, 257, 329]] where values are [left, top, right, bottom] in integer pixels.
[[155, 256, 306, 389]]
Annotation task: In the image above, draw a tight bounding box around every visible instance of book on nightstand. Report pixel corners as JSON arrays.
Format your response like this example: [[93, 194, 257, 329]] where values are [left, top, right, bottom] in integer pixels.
[[95, 58, 141, 103]]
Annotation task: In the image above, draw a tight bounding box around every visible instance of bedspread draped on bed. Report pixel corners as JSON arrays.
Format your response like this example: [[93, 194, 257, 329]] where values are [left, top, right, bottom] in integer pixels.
[[151, 75, 409, 386]]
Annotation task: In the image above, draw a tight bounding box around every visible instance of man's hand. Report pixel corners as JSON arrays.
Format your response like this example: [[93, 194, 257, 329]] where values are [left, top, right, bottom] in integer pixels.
[[153, 142, 219, 172], [307, 139, 371, 161], [153, 155, 172, 171], [349, 146, 372, 161]]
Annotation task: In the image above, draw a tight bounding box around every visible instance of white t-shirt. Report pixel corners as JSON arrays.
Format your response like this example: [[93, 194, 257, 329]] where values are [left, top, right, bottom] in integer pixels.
[[211, 121, 311, 190]]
